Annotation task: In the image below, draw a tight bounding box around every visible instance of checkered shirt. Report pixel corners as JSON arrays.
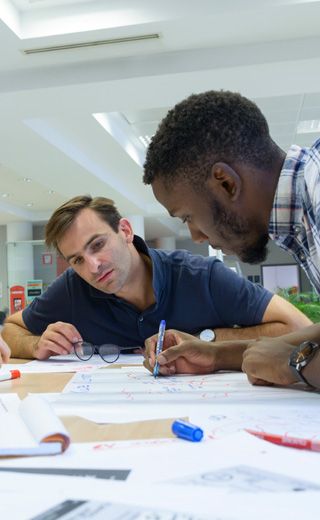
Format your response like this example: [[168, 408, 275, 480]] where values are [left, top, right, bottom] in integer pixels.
[[269, 138, 320, 293]]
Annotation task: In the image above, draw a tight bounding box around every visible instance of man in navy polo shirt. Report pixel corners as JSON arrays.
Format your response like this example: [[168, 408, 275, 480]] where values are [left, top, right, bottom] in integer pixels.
[[2, 196, 310, 365]]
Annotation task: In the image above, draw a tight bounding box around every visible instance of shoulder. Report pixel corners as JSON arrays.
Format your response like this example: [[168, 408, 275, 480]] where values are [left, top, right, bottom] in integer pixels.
[[150, 247, 215, 272], [309, 137, 320, 155]]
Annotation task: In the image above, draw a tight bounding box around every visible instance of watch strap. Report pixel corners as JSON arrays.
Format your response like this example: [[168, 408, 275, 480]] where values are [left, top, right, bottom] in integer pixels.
[[288, 341, 320, 387]]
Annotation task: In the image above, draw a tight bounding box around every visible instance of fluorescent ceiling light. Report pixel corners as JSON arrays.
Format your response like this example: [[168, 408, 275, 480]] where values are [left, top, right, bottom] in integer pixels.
[[296, 119, 320, 134], [93, 112, 146, 168]]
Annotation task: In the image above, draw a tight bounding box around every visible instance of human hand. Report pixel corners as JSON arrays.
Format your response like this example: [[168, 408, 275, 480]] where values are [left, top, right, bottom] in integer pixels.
[[34, 322, 82, 360], [0, 334, 11, 364], [242, 338, 298, 386], [144, 328, 227, 375], [144, 329, 195, 372]]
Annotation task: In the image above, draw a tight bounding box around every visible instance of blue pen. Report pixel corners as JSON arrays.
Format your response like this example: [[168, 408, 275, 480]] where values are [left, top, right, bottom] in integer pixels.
[[153, 319, 166, 378]]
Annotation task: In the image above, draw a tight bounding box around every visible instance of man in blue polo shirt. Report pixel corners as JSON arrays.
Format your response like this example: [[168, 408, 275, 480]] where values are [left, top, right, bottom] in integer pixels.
[[2, 195, 310, 365]]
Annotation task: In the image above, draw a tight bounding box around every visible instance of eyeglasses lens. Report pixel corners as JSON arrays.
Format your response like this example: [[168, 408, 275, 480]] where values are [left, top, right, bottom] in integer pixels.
[[74, 341, 94, 361], [99, 344, 119, 363]]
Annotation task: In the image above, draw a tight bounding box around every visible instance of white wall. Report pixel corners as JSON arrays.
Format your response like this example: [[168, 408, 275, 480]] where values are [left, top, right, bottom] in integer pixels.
[[0, 225, 8, 310]]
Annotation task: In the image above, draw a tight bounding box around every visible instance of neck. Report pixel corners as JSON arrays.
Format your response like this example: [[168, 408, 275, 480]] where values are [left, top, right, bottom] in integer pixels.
[[245, 149, 286, 229], [116, 251, 155, 311], [263, 149, 287, 221]]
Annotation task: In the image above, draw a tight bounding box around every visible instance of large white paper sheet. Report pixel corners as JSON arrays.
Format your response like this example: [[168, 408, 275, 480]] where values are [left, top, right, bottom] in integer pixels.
[[0, 473, 220, 520], [62, 368, 320, 404], [0, 432, 319, 485], [5, 353, 144, 374], [0, 434, 320, 519], [189, 401, 320, 443]]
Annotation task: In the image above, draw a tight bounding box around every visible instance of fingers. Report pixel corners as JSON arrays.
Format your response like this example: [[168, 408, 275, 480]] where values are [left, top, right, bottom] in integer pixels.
[[143, 358, 152, 373], [143, 357, 176, 376], [133, 347, 144, 355], [48, 322, 82, 344], [144, 330, 186, 368], [0, 342, 11, 363], [242, 355, 274, 387], [36, 340, 70, 360], [144, 335, 158, 366], [245, 371, 273, 387], [35, 322, 82, 360], [0, 337, 11, 363], [157, 344, 186, 365], [157, 364, 176, 376]]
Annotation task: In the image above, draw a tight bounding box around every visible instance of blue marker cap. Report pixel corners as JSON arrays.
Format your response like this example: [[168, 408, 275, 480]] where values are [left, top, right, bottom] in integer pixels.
[[172, 420, 204, 442]]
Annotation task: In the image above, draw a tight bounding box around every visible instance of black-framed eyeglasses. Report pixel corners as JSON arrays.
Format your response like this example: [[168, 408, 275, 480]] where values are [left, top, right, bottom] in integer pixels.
[[73, 341, 139, 363]]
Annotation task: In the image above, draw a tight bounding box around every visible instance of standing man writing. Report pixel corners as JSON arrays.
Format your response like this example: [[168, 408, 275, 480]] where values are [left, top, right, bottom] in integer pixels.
[[143, 89, 320, 389]]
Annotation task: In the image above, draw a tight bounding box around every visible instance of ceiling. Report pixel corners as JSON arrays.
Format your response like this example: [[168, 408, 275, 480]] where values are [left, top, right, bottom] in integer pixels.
[[1, 0, 320, 240]]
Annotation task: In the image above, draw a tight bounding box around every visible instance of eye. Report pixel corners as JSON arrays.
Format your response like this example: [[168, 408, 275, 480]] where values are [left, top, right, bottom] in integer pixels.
[[72, 256, 83, 266], [181, 216, 191, 224], [91, 238, 105, 251]]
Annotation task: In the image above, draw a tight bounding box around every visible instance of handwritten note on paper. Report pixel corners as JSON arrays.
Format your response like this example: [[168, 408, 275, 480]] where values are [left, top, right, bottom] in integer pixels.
[[5, 354, 144, 374], [61, 369, 320, 404], [189, 402, 320, 443]]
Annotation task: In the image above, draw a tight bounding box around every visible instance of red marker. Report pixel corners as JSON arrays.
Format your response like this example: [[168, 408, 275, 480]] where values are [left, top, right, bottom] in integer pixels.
[[246, 428, 320, 452], [0, 369, 21, 382]]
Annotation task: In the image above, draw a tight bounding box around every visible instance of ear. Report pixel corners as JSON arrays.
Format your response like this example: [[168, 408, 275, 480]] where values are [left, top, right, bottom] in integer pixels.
[[118, 218, 134, 243], [209, 162, 241, 201]]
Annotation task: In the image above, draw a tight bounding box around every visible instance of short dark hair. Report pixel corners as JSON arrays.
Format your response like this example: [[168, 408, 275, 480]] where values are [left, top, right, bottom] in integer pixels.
[[143, 90, 279, 188], [46, 195, 122, 252]]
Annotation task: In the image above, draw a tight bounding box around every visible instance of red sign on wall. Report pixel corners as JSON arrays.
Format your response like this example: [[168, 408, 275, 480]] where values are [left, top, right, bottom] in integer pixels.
[[42, 253, 53, 265], [10, 285, 25, 314]]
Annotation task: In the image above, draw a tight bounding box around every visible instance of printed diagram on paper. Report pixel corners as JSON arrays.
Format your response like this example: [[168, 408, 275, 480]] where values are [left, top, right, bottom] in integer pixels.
[[169, 465, 320, 493], [31, 499, 214, 520]]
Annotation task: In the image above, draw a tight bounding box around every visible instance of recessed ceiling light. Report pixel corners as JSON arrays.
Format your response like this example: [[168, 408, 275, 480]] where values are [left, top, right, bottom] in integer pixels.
[[1, 193, 9, 198], [26, 202, 33, 207], [23, 177, 32, 182], [48, 189, 55, 194], [297, 120, 320, 134]]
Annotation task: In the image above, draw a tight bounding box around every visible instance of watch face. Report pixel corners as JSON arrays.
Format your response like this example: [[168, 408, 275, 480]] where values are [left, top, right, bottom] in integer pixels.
[[292, 341, 318, 364], [200, 329, 215, 342]]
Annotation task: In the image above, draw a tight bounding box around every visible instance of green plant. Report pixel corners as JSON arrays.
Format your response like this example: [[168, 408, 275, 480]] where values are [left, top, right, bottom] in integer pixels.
[[277, 289, 320, 323]]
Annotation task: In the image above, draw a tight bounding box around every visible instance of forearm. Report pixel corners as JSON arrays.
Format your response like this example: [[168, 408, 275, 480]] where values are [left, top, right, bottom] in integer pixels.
[[2, 323, 39, 359], [214, 321, 298, 341], [273, 323, 320, 347], [216, 342, 248, 371]]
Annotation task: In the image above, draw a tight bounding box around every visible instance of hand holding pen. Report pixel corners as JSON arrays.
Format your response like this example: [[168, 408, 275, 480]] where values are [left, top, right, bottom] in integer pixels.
[[153, 319, 166, 378]]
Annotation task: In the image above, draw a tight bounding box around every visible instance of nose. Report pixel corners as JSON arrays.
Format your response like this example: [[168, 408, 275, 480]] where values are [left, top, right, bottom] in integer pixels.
[[85, 254, 102, 273], [188, 223, 208, 244]]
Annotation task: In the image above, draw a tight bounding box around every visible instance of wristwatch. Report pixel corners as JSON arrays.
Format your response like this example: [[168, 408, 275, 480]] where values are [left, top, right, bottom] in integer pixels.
[[288, 340, 320, 386], [199, 329, 216, 342]]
